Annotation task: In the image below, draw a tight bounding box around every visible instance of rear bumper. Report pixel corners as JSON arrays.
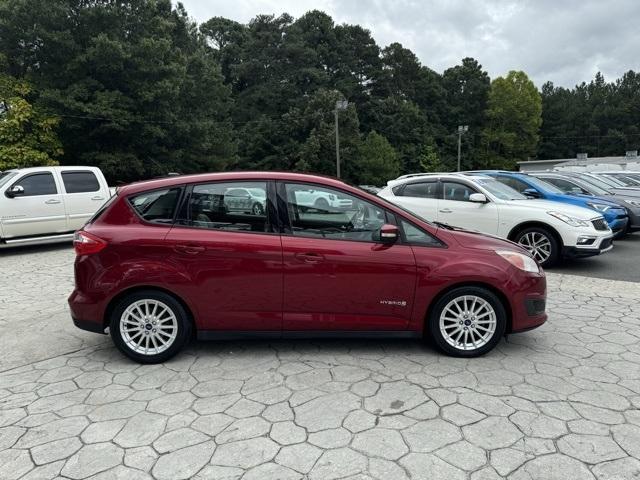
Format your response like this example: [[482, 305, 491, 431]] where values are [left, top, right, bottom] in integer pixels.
[[69, 288, 107, 334]]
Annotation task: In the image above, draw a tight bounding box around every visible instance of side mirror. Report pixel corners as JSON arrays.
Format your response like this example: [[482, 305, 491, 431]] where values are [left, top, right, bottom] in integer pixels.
[[522, 188, 541, 198], [6, 185, 24, 198], [469, 193, 488, 203], [372, 224, 400, 244]]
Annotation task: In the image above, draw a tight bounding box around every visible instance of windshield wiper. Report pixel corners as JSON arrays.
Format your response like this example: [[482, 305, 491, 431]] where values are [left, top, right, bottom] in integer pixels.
[[433, 221, 455, 230]]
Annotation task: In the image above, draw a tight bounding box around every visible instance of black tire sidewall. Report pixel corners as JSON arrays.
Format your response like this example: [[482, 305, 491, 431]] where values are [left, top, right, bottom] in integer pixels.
[[516, 227, 559, 268], [109, 290, 191, 364], [428, 286, 507, 357]]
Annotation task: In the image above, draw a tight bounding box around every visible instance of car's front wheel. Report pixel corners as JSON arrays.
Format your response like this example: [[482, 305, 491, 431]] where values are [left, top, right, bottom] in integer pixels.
[[428, 286, 506, 357], [515, 227, 559, 268], [109, 290, 191, 364]]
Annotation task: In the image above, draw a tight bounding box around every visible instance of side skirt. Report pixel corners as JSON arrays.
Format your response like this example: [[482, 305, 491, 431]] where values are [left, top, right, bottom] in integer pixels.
[[197, 330, 422, 341]]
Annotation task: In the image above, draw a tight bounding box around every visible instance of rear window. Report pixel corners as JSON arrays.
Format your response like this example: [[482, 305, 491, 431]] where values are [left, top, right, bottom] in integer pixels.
[[128, 188, 182, 224], [62, 171, 100, 193]]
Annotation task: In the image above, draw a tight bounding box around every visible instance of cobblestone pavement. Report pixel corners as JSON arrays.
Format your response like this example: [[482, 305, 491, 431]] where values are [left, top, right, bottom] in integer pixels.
[[1, 246, 640, 480]]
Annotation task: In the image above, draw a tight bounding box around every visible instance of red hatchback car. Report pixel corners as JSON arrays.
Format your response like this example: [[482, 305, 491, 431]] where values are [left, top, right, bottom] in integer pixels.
[[69, 172, 547, 363]]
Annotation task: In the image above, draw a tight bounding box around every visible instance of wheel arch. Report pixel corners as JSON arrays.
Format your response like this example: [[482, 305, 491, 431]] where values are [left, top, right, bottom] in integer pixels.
[[507, 221, 564, 248], [424, 281, 514, 334], [103, 286, 196, 331]]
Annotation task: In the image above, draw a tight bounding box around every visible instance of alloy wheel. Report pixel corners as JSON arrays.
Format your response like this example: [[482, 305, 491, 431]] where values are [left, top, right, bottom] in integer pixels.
[[119, 299, 178, 355], [517, 232, 551, 263], [439, 295, 497, 351]]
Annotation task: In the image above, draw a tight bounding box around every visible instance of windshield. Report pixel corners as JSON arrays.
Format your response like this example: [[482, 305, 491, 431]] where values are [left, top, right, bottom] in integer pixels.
[[524, 175, 565, 194], [475, 178, 526, 200], [0, 171, 18, 189], [588, 173, 625, 187], [602, 173, 640, 187], [562, 177, 609, 195], [575, 173, 615, 191]]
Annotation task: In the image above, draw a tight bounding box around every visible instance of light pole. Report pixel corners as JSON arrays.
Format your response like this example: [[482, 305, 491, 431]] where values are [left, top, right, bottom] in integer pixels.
[[457, 125, 469, 172], [335, 100, 349, 178]]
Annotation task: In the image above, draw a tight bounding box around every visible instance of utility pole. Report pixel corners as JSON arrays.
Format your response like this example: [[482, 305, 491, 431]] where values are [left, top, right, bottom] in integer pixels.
[[335, 100, 349, 178], [457, 125, 469, 172]]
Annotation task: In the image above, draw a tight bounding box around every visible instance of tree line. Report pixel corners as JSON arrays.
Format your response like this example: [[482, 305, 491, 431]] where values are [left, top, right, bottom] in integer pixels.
[[0, 0, 638, 185]]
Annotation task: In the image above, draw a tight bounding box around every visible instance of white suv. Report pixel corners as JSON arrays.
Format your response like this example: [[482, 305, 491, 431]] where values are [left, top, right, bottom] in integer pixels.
[[379, 173, 614, 267]]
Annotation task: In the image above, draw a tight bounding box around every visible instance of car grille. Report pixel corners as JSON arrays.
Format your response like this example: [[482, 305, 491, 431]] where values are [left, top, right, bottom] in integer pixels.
[[592, 218, 608, 231]]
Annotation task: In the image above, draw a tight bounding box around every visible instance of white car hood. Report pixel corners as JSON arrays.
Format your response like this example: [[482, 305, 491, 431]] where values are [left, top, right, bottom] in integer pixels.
[[506, 199, 600, 220]]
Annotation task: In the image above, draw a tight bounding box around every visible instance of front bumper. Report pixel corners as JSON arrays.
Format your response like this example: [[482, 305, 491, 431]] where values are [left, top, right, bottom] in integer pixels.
[[608, 217, 629, 237], [562, 235, 613, 258], [510, 273, 547, 333]]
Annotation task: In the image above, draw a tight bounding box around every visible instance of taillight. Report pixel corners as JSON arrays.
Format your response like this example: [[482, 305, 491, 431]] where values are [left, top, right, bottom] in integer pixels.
[[74, 231, 107, 255]]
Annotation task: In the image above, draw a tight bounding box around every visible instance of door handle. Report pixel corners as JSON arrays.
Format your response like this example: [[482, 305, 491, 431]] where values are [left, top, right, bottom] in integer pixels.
[[91, 196, 105, 201], [439, 208, 452, 213], [45, 199, 61, 205], [295, 252, 324, 263], [174, 244, 206, 255]]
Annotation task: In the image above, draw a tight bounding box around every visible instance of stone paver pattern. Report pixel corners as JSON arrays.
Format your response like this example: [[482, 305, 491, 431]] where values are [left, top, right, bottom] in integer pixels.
[[1, 246, 640, 479]]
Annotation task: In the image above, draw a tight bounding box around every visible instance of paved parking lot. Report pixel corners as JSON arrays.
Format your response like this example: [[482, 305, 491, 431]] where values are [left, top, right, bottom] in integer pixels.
[[1, 246, 640, 480], [549, 234, 640, 283]]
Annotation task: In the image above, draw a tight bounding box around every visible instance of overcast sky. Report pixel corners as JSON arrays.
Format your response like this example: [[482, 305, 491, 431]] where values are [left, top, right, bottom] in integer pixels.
[[176, 0, 640, 88]]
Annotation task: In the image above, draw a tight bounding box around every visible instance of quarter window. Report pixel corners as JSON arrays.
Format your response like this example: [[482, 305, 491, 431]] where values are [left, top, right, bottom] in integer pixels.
[[399, 220, 442, 247], [285, 183, 387, 241], [442, 182, 477, 202], [183, 182, 268, 232], [62, 171, 100, 193], [129, 188, 181, 224], [13, 173, 57, 196]]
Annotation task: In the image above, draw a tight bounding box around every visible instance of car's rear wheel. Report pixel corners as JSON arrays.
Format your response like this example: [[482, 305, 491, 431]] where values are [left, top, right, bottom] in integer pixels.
[[428, 287, 506, 357], [109, 290, 191, 364], [515, 227, 559, 268], [314, 198, 330, 210]]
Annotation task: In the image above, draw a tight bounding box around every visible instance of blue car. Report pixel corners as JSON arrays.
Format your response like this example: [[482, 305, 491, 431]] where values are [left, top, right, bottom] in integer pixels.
[[468, 171, 629, 237]]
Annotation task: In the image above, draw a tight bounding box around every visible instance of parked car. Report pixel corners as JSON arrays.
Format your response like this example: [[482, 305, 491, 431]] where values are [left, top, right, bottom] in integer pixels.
[[471, 171, 629, 237], [69, 172, 547, 363], [596, 171, 640, 187], [292, 187, 353, 211], [530, 172, 640, 233], [0, 166, 110, 248], [379, 173, 614, 267]]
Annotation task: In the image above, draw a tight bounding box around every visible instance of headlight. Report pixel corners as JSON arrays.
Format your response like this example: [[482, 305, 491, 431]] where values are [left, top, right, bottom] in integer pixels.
[[587, 202, 611, 212], [495, 250, 539, 273], [546, 211, 590, 227]]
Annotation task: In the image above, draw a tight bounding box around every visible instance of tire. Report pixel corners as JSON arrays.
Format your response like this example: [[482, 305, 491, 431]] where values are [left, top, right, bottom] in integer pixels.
[[514, 226, 559, 268], [314, 198, 330, 210], [252, 202, 265, 215], [109, 290, 192, 364], [427, 286, 507, 357]]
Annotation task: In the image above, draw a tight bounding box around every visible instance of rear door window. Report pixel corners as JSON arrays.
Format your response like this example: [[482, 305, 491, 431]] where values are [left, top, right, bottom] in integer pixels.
[[129, 188, 182, 224], [395, 181, 439, 198], [181, 182, 269, 233], [62, 171, 101, 193]]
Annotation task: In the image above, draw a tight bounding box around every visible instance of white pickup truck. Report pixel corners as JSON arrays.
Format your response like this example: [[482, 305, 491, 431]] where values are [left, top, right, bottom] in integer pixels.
[[0, 166, 111, 248]]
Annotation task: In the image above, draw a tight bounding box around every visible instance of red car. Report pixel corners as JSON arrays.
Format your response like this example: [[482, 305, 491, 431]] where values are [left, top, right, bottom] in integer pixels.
[[69, 172, 547, 363]]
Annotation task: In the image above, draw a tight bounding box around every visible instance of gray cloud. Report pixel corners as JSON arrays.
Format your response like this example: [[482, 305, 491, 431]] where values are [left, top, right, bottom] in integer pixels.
[[176, 0, 640, 87]]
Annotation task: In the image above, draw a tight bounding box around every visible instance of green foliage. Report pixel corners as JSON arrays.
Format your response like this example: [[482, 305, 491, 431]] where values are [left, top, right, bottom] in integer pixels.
[[1, 1, 635, 184], [354, 131, 399, 185], [0, 74, 62, 169], [482, 71, 542, 169], [0, 0, 236, 182]]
